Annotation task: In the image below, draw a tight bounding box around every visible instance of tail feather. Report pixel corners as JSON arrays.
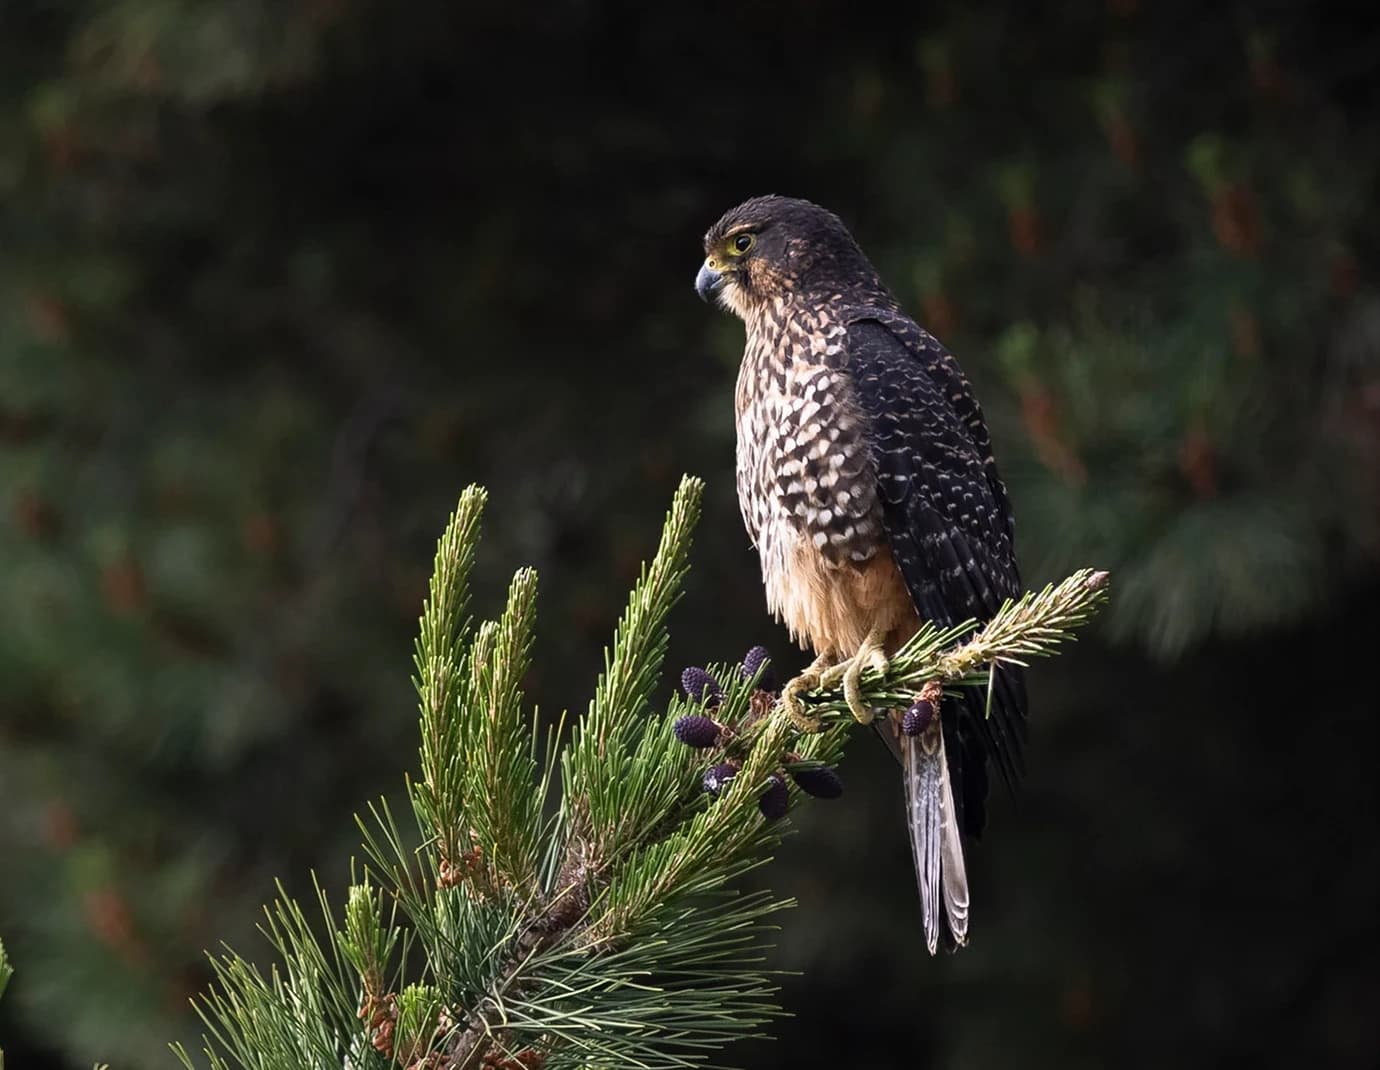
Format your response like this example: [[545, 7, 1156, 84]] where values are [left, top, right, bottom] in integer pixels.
[[903, 712, 969, 954]]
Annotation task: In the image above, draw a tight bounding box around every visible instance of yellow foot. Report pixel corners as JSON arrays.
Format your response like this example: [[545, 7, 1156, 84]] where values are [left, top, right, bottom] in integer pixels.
[[779, 655, 833, 733], [819, 629, 890, 725]]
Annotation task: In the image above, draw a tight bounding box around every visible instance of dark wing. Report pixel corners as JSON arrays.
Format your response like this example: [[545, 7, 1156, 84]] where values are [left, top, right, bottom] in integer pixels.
[[859, 308, 1019, 567], [846, 316, 1027, 835]]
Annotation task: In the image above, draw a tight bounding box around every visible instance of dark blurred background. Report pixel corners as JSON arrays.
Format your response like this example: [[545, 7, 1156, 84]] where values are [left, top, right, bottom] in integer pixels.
[[1, 1, 1377, 1067]]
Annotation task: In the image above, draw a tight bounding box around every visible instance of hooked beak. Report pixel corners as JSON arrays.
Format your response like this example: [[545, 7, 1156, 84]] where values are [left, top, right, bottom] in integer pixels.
[[695, 260, 725, 304]]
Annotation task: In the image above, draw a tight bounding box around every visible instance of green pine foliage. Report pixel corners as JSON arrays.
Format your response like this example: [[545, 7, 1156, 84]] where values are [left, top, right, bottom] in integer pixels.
[[171, 478, 1107, 1070]]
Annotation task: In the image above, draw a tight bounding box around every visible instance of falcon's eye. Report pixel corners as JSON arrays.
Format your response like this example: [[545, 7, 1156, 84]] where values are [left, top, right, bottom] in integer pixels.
[[727, 232, 755, 256]]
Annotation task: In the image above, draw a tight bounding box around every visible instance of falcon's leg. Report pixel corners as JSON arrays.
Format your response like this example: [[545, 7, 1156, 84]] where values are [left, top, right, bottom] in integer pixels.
[[779, 652, 835, 733], [819, 626, 890, 725]]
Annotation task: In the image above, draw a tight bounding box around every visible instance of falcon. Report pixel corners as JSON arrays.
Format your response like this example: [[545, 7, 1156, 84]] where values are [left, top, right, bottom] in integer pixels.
[[695, 195, 1026, 953]]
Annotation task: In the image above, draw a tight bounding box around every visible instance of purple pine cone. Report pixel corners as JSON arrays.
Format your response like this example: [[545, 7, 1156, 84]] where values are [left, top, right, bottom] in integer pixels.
[[740, 645, 777, 692], [702, 761, 738, 797], [790, 765, 844, 799], [758, 774, 790, 821], [901, 698, 935, 737], [680, 666, 724, 707], [673, 714, 721, 748]]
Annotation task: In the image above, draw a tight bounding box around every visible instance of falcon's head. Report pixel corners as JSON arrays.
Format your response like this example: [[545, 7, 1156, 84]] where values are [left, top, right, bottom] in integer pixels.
[[696, 195, 883, 319]]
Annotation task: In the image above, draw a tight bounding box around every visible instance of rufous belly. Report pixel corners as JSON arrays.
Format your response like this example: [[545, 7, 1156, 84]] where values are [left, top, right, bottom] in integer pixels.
[[764, 535, 920, 659]]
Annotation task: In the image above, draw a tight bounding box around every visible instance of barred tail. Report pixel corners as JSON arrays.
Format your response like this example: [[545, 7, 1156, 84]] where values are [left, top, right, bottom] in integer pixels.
[[903, 713, 969, 954]]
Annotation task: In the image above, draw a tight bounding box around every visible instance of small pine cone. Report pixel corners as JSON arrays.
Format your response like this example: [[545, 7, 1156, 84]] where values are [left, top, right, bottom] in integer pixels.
[[758, 774, 789, 821], [901, 698, 935, 737], [790, 765, 843, 799], [673, 714, 721, 748], [740, 645, 777, 692], [680, 666, 724, 707], [702, 761, 738, 797]]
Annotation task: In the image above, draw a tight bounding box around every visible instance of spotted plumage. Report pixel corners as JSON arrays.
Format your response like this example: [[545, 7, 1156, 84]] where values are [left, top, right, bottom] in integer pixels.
[[697, 195, 1027, 953]]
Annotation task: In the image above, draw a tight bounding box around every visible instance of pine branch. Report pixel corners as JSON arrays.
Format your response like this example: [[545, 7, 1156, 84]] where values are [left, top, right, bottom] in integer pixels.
[[171, 479, 1110, 1070], [414, 486, 488, 878], [559, 476, 704, 864], [777, 567, 1113, 727], [463, 567, 543, 895], [932, 568, 1110, 676]]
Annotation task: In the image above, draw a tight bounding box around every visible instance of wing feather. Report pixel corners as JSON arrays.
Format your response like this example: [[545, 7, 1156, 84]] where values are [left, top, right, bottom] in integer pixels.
[[845, 316, 1028, 818]]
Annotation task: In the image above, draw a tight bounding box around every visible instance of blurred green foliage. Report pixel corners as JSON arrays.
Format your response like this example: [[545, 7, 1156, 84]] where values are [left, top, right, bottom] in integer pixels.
[[0, 2, 1376, 1068]]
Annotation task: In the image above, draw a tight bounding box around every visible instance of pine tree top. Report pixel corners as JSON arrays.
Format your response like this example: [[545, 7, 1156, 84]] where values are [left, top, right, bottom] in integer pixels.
[[172, 477, 1108, 1070]]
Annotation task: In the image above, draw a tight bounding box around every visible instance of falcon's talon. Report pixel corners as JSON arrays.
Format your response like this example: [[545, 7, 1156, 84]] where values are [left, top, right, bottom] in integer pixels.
[[779, 672, 823, 732], [778, 654, 832, 733], [820, 629, 889, 724], [842, 659, 880, 724]]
